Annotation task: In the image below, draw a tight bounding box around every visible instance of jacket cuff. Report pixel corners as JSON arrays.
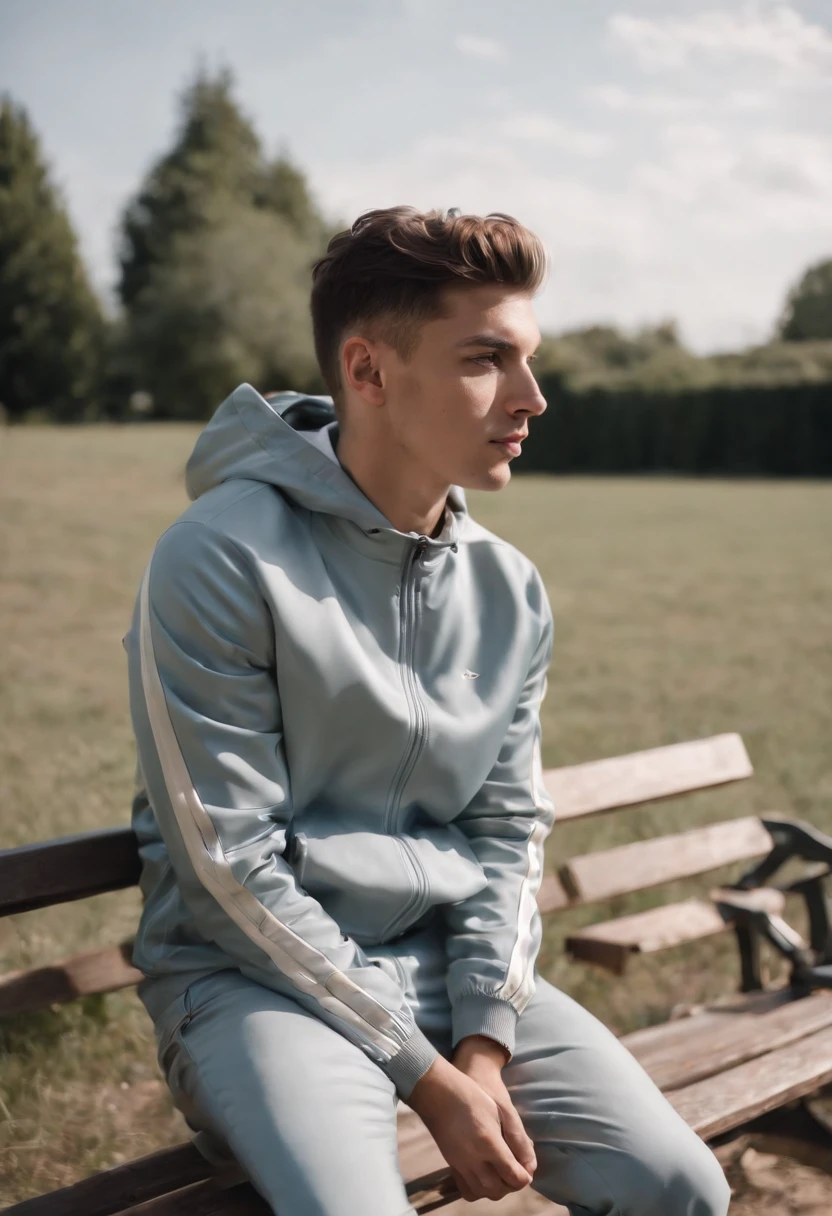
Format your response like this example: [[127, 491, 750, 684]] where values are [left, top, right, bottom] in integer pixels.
[[451, 994, 519, 1060], [384, 1024, 439, 1102]]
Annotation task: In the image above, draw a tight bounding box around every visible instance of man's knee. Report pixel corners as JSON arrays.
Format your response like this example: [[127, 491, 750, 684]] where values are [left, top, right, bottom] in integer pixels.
[[616, 1128, 730, 1216]]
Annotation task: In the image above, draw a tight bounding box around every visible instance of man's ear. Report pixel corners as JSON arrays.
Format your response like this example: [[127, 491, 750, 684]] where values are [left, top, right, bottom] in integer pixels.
[[342, 335, 385, 406]]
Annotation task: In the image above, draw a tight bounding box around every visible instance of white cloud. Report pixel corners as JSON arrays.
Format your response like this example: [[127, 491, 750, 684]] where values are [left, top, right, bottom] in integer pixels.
[[587, 83, 776, 117], [587, 84, 704, 115], [498, 111, 609, 156], [631, 119, 832, 242], [610, 4, 832, 77], [454, 35, 505, 60], [310, 95, 832, 353]]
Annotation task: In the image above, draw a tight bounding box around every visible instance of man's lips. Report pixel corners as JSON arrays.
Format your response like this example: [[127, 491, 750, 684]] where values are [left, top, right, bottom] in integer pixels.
[[490, 434, 526, 456]]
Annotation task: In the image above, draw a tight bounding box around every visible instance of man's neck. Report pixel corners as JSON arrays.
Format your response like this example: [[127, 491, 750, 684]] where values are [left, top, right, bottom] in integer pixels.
[[333, 424, 449, 539]]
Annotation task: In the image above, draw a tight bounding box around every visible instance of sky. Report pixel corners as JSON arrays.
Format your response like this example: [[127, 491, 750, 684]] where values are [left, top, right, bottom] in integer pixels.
[[2, 0, 831, 352]]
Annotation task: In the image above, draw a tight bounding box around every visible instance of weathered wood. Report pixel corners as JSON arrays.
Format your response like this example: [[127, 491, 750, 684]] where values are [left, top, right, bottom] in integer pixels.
[[116, 1179, 268, 1215], [0, 815, 774, 1018], [0, 734, 752, 925], [563, 817, 773, 905], [667, 1022, 832, 1140], [535, 872, 571, 914], [566, 890, 786, 974], [0, 829, 140, 918], [0, 941, 142, 1017], [543, 733, 752, 822], [9, 992, 832, 1216], [0, 1143, 213, 1216], [624, 989, 832, 1091]]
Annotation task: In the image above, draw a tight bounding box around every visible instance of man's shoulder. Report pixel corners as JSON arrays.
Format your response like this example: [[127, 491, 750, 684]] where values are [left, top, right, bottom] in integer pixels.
[[164, 477, 300, 547], [147, 479, 296, 585]]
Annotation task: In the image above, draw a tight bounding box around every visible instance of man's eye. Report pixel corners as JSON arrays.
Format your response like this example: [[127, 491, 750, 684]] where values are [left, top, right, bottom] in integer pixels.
[[473, 353, 499, 366]]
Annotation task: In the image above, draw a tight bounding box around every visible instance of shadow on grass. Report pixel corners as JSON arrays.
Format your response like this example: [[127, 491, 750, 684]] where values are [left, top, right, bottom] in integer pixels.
[[0, 993, 111, 1059]]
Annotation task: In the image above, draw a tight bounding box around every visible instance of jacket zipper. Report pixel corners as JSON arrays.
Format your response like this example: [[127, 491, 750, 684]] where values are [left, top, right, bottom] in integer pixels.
[[384, 537, 430, 837], [384, 834, 432, 941]]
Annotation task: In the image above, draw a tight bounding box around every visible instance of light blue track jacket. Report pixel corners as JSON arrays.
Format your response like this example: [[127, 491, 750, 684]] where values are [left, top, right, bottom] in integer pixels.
[[125, 383, 556, 1101]]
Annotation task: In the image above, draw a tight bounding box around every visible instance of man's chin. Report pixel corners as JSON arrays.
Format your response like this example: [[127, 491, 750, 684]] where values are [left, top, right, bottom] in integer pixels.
[[460, 463, 513, 493]]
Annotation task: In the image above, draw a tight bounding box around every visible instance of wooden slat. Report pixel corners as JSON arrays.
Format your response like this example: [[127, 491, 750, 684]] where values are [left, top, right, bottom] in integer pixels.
[[0, 1143, 213, 1216], [0, 732, 752, 920], [0, 941, 142, 1017], [0, 829, 141, 918], [668, 1022, 832, 1140], [536, 871, 571, 914], [625, 989, 832, 1091], [10, 992, 832, 1216], [563, 816, 773, 905], [566, 889, 786, 974], [543, 733, 752, 822]]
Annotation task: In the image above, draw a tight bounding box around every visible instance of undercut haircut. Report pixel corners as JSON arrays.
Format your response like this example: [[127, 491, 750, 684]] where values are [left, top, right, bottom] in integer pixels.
[[310, 206, 547, 408]]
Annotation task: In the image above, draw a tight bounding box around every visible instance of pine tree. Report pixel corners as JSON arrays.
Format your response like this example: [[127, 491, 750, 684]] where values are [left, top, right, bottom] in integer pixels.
[[0, 96, 104, 421], [118, 66, 329, 310], [117, 65, 331, 416], [126, 200, 322, 418]]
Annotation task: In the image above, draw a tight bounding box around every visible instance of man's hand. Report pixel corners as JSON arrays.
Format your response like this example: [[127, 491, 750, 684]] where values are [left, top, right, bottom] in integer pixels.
[[406, 1040, 537, 1203], [450, 1035, 537, 1202]]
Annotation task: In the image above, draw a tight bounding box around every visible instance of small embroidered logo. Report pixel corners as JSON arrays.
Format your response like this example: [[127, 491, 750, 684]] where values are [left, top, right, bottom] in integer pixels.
[[462, 670, 479, 680]]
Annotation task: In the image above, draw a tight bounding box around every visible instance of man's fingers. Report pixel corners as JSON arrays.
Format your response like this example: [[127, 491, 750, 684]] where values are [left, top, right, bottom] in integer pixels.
[[450, 1167, 478, 1203], [471, 1160, 517, 1201], [500, 1101, 537, 1174], [488, 1132, 534, 1189]]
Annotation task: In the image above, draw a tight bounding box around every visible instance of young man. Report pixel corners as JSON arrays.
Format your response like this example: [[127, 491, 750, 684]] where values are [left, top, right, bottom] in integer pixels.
[[125, 207, 730, 1215]]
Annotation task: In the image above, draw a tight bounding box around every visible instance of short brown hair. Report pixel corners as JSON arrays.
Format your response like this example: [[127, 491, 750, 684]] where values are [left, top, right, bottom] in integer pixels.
[[310, 206, 547, 404]]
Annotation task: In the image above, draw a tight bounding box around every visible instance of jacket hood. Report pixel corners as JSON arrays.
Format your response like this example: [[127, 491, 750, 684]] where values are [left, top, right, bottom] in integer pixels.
[[185, 383, 467, 545]]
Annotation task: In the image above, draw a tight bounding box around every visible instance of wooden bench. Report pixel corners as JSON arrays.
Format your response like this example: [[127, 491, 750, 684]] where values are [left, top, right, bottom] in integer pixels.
[[4, 731, 832, 1215]]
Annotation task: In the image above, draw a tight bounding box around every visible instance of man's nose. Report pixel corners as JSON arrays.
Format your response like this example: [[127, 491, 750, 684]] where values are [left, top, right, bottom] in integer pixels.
[[512, 367, 548, 417]]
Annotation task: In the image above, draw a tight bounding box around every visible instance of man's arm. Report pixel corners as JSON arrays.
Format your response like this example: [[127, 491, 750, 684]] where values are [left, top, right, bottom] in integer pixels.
[[442, 579, 556, 1065], [125, 519, 437, 1101]]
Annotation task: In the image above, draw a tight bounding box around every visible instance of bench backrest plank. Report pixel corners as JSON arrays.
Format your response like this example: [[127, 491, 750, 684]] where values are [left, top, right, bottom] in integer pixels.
[[0, 942, 142, 1019], [563, 816, 773, 904], [544, 732, 752, 822], [565, 888, 786, 973], [0, 828, 141, 918], [0, 735, 753, 920]]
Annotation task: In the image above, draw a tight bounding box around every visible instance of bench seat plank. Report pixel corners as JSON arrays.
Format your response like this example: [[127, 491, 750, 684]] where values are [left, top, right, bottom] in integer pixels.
[[543, 733, 752, 822], [565, 889, 786, 974], [667, 1021, 832, 1140], [1, 1144, 213, 1216], [0, 942, 143, 1018], [624, 989, 832, 1091], [563, 817, 773, 905], [9, 991, 832, 1216]]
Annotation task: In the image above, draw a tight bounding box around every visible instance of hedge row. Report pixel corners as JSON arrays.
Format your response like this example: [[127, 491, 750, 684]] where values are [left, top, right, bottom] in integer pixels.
[[516, 377, 832, 476]]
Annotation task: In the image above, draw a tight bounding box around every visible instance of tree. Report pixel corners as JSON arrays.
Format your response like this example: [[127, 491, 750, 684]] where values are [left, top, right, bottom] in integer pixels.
[[118, 66, 329, 310], [124, 199, 322, 418], [0, 96, 104, 421], [779, 258, 832, 342]]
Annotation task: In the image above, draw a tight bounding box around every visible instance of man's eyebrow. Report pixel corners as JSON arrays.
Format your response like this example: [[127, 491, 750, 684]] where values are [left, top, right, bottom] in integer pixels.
[[455, 333, 541, 352]]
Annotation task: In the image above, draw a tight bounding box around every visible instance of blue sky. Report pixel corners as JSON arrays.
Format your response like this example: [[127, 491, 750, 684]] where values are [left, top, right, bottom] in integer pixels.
[[2, 0, 831, 351]]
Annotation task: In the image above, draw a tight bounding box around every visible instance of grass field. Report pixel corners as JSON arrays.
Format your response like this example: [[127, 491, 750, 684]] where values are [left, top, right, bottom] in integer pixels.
[[1, 424, 831, 1205]]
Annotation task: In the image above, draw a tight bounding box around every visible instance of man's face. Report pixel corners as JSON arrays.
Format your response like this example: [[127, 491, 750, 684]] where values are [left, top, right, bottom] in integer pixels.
[[372, 284, 547, 492]]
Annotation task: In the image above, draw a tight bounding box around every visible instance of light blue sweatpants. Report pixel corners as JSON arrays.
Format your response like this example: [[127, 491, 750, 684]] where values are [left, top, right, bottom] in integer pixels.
[[144, 920, 730, 1216]]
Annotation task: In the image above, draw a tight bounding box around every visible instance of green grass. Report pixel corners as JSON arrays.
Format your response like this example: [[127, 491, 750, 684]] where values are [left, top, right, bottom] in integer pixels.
[[1, 424, 831, 1202]]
